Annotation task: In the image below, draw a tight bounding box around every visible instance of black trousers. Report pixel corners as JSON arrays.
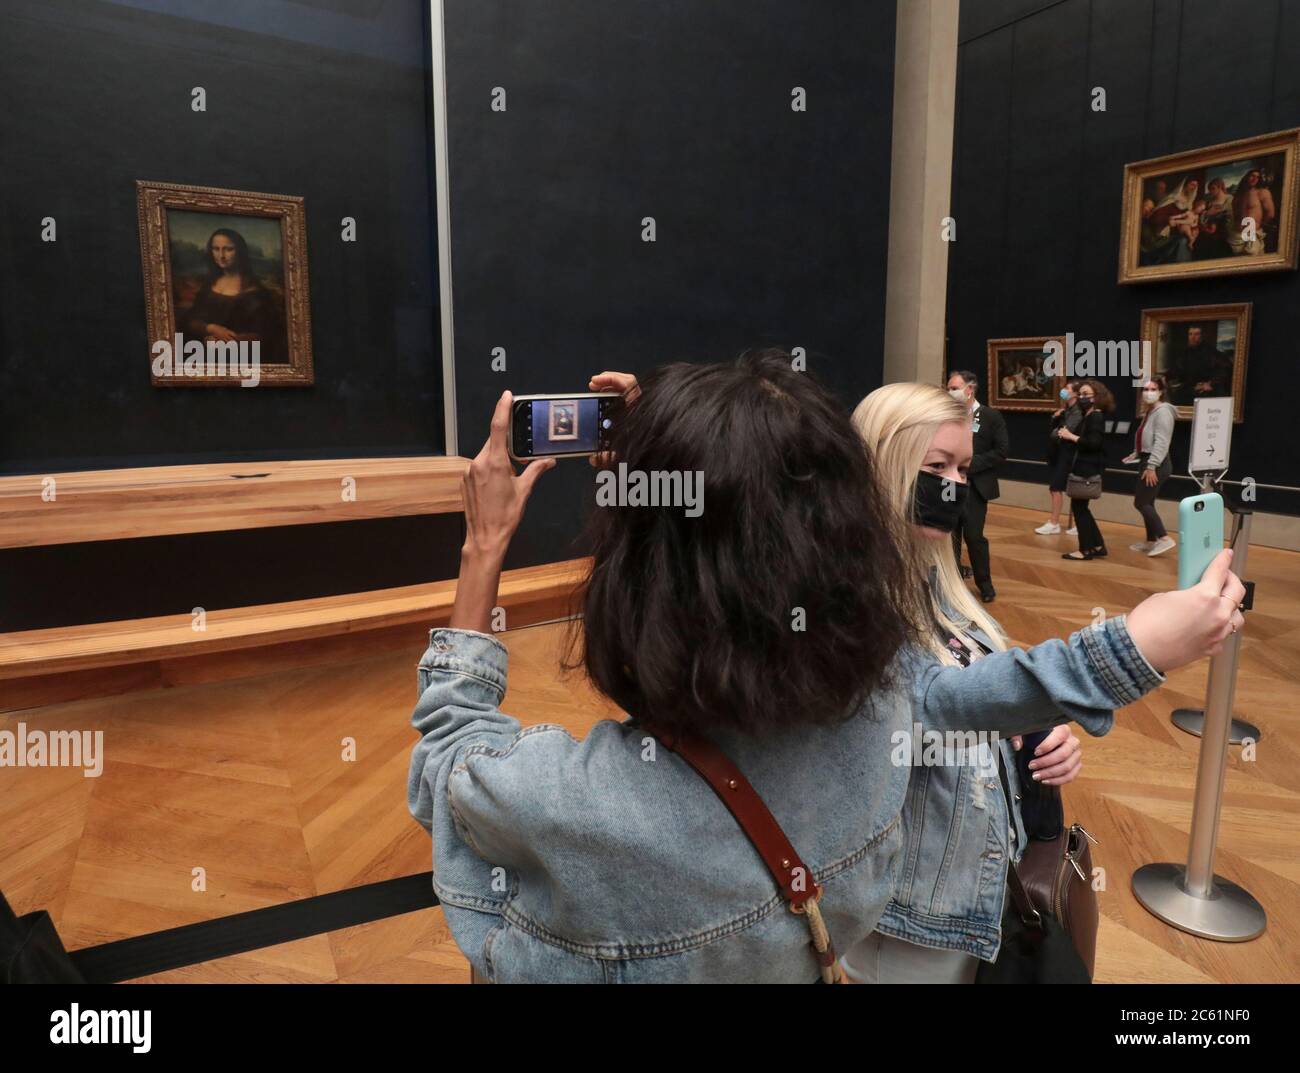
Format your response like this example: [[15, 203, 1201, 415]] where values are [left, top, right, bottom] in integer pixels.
[[1071, 495, 1105, 551], [952, 490, 992, 584]]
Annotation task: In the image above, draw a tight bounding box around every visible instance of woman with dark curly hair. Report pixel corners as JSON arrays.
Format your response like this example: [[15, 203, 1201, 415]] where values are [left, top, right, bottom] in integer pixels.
[[406, 353, 1241, 983], [1058, 379, 1115, 561], [407, 351, 929, 983]]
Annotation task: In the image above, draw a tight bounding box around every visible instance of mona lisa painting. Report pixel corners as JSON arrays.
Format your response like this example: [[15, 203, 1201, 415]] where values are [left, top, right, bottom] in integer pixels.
[[136, 181, 314, 386]]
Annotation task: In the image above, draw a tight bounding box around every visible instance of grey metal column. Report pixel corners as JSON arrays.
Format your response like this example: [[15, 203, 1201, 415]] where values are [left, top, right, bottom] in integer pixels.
[[1132, 510, 1266, 941]]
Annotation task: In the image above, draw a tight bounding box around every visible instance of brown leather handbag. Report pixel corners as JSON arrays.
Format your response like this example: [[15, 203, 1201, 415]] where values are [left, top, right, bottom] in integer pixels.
[[978, 761, 1098, 984], [1014, 821, 1100, 978], [655, 727, 842, 983]]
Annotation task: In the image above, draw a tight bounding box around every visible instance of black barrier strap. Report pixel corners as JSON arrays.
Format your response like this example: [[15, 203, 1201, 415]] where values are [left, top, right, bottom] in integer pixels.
[[68, 872, 437, 983]]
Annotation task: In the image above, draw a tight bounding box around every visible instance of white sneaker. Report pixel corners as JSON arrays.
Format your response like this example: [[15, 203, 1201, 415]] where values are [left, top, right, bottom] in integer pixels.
[[1067, 526, 1078, 536], [1148, 535, 1176, 557], [1130, 541, 1154, 553], [1035, 522, 1061, 535]]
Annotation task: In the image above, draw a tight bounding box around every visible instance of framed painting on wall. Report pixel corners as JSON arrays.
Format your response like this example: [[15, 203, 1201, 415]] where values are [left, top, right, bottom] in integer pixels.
[[1139, 303, 1250, 422], [136, 180, 313, 386], [986, 336, 1067, 412], [1118, 129, 1300, 284]]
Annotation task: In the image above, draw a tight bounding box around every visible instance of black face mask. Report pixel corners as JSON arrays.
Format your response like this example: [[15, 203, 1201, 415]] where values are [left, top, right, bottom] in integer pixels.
[[1078, 397, 1094, 410], [912, 470, 969, 532]]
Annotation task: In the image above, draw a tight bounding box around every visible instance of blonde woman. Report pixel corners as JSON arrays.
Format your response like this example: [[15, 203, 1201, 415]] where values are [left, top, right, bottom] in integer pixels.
[[844, 382, 1245, 983]]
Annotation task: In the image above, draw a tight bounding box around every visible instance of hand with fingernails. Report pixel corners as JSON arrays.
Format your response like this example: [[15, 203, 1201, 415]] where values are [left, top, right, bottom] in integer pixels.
[[587, 371, 640, 468], [1124, 548, 1246, 672], [449, 391, 556, 633], [1011, 725, 1083, 786]]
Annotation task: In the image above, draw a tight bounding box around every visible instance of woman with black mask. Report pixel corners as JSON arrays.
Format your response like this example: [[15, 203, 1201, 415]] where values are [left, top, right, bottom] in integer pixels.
[[840, 381, 1243, 983], [1058, 379, 1115, 561]]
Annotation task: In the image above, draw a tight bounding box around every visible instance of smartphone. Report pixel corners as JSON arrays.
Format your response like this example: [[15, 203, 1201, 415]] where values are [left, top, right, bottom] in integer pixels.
[[1177, 492, 1225, 589], [508, 392, 621, 462]]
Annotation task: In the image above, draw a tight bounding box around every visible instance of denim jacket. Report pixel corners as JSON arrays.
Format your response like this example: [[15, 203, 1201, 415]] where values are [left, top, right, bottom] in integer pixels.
[[407, 628, 914, 983], [877, 613, 1165, 960], [407, 616, 1163, 981]]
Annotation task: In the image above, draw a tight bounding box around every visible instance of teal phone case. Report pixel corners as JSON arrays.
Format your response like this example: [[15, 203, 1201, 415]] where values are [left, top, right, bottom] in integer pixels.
[[1177, 493, 1225, 589]]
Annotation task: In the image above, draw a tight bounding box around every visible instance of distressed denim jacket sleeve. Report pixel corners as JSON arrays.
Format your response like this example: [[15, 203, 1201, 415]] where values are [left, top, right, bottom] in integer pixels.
[[905, 614, 1165, 736], [406, 627, 528, 971], [408, 625, 516, 821]]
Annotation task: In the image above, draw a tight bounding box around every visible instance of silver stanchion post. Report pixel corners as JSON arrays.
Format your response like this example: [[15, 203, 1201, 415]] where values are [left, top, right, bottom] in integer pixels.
[[1132, 507, 1266, 941], [1169, 476, 1261, 744]]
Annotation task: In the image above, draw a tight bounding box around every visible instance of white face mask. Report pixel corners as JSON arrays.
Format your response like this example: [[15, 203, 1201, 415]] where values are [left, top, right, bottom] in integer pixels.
[[948, 387, 968, 402], [1142, 390, 1159, 403]]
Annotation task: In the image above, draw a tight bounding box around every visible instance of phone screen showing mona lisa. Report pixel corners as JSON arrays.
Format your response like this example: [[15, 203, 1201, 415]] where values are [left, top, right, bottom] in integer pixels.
[[511, 396, 617, 459]]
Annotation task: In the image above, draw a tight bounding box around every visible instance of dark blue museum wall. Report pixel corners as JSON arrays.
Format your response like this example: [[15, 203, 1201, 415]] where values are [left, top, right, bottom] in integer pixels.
[[1, 0, 899, 628], [0, 0, 458, 630], [444, 0, 898, 567], [0, 0, 444, 472], [948, 0, 1294, 515]]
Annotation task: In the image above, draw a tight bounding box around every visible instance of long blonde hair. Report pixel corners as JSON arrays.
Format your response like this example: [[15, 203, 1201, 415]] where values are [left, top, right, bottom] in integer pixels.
[[851, 382, 1007, 661]]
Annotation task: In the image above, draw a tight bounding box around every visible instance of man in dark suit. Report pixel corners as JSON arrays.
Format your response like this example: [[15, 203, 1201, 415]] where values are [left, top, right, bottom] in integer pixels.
[[947, 370, 1009, 603]]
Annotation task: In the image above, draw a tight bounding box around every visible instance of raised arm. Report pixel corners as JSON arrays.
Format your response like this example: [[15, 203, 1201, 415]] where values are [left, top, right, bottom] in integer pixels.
[[902, 615, 1159, 737], [906, 549, 1245, 736], [405, 390, 556, 973]]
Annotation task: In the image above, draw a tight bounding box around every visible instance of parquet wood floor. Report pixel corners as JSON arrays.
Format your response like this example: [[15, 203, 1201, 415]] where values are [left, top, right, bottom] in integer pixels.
[[2, 504, 1294, 982]]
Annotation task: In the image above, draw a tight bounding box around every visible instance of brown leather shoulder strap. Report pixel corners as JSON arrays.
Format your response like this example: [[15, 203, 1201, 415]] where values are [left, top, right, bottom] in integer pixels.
[[1006, 863, 1043, 929], [655, 727, 839, 980], [655, 727, 818, 908]]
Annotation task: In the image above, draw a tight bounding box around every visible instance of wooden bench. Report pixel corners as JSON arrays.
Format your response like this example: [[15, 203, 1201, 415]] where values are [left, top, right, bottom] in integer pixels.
[[0, 456, 470, 548], [0, 458, 587, 712]]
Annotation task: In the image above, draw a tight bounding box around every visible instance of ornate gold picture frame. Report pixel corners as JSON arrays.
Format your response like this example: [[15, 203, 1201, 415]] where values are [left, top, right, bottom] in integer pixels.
[[1139, 303, 1251, 423], [1118, 129, 1300, 285], [136, 180, 313, 386], [986, 336, 1067, 412]]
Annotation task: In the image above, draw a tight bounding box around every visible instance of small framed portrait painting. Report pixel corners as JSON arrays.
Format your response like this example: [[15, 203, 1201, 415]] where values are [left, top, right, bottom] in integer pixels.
[[136, 180, 314, 386], [1139, 303, 1251, 422]]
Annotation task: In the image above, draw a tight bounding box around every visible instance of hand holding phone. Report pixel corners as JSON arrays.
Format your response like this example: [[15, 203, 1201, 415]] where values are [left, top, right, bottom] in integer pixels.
[[450, 392, 555, 632], [466, 392, 556, 555], [1125, 548, 1244, 673], [508, 392, 621, 462], [588, 370, 639, 401]]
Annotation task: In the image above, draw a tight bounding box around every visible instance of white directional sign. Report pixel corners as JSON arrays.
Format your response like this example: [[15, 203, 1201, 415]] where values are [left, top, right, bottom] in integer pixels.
[[1189, 397, 1233, 473]]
